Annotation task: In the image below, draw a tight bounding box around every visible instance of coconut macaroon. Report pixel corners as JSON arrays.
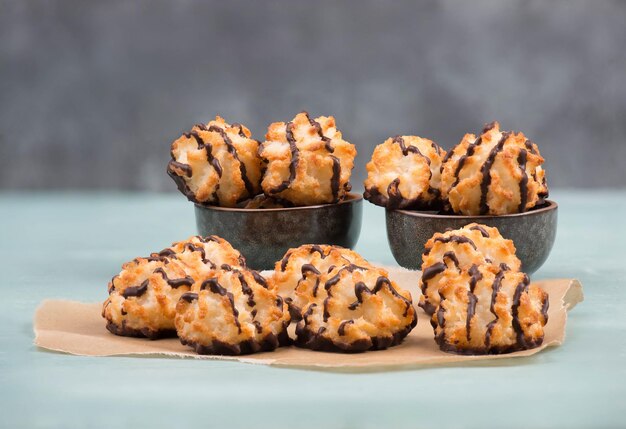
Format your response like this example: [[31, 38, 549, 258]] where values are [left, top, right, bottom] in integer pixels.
[[155, 235, 246, 279], [363, 135, 446, 209], [419, 223, 521, 315], [269, 244, 371, 319], [295, 264, 417, 353], [432, 264, 549, 354], [102, 256, 195, 339], [259, 112, 357, 206], [167, 116, 263, 207], [440, 121, 548, 216], [175, 267, 290, 355]]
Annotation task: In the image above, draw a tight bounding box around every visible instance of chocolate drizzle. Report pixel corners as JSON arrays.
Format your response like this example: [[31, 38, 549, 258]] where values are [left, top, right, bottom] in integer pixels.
[[443, 251, 459, 268], [270, 121, 299, 194], [158, 248, 176, 257], [231, 123, 247, 138], [469, 225, 490, 238], [511, 277, 531, 346], [330, 155, 341, 202], [338, 320, 354, 336], [524, 139, 538, 155], [451, 136, 482, 188], [183, 243, 216, 268], [464, 265, 483, 341], [279, 251, 292, 271], [386, 178, 402, 208], [541, 295, 550, 324], [237, 272, 256, 307], [301, 264, 321, 277], [201, 278, 241, 333], [305, 112, 334, 153], [392, 136, 432, 165], [191, 130, 223, 178], [251, 271, 267, 288], [208, 125, 255, 197], [153, 267, 194, 289], [122, 279, 149, 298], [180, 292, 198, 303], [434, 235, 478, 250], [468, 264, 483, 292], [311, 277, 321, 297], [518, 149, 528, 212], [421, 262, 446, 283], [484, 269, 507, 347], [478, 132, 510, 215], [482, 121, 498, 133], [347, 277, 412, 317], [168, 161, 192, 177], [309, 245, 326, 258]]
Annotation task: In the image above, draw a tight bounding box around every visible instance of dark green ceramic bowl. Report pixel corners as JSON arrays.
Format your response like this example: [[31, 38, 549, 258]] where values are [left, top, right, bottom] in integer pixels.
[[195, 193, 363, 270], [386, 200, 558, 274]]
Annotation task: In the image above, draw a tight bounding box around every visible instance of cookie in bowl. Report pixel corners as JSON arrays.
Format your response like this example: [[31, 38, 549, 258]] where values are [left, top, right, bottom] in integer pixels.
[[295, 264, 417, 353], [167, 116, 263, 207], [363, 135, 446, 209], [102, 255, 194, 339], [175, 267, 290, 355], [259, 111, 356, 206], [432, 264, 549, 354], [440, 121, 548, 216]]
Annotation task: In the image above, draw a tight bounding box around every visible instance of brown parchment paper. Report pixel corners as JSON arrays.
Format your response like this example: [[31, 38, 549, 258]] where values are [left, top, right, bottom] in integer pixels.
[[33, 268, 583, 371]]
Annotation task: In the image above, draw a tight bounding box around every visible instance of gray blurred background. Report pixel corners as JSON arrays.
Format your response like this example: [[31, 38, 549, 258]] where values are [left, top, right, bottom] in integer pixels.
[[1, 0, 625, 191]]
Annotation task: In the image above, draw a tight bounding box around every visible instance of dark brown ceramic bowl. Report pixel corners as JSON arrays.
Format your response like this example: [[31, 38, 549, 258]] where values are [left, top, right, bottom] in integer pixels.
[[195, 193, 363, 270], [386, 200, 558, 274]]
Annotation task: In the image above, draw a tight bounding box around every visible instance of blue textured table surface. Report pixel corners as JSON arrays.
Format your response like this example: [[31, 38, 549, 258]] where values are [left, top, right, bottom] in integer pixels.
[[0, 190, 624, 429]]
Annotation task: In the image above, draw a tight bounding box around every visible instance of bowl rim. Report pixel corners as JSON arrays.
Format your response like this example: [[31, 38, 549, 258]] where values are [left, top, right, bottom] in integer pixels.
[[388, 199, 558, 219], [194, 192, 363, 213]]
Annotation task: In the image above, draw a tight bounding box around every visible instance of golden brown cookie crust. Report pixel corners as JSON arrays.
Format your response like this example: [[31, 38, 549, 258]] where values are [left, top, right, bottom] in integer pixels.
[[102, 256, 194, 339], [269, 244, 371, 319], [419, 223, 521, 315], [167, 117, 263, 207], [294, 265, 417, 353], [175, 267, 291, 355], [363, 135, 446, 209], [440, 121, 548, 215], [103, 235, 246, 340], [432, 265, 548, 354], [259, 112, 356, 206], [156, 235, 246, 279]]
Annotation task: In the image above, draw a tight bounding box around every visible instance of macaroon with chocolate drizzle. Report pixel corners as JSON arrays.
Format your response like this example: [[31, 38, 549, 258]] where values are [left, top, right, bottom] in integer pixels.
[[259, 112, 357, 206], [363, 135, 446, 209], [268, 244, 372, 320], [295, 264, 417, 353], [418, 223, 521, 315], [440, 121, 548, 216], [102, 256, 195, 339], [154, 235, 246, 280], [175, 267, 291, 355], [167, 116, 263, 207], [432, 264, 549, 354]]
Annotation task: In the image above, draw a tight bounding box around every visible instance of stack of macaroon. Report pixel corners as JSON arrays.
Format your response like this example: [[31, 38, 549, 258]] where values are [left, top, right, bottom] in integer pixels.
[[167, 112, 357, 208], [102, 227, 549, 356], [363, 121, 549, 215]]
